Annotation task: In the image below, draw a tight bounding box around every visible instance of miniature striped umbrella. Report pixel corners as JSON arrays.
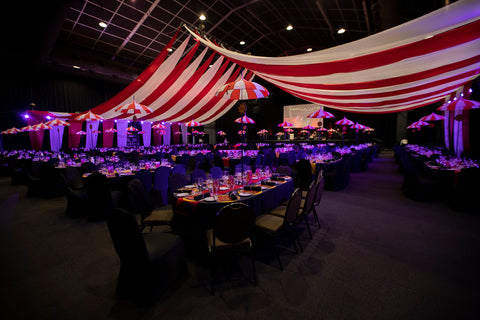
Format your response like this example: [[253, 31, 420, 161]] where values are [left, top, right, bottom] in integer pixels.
[[126, 126, 139, 132], [45, 119, 70, 127], [307, 109, 335, 119], [216, 77, 269, 100], [217, 130, 226, 136], [257, 129, 268, 134], [184, 120, 201, 127], [234, 115, 255, 124], [303, 125, 315, 130], [74, 111, 104, 121], [437, 97, 480, 111], [351, 123, 368, 130], [2, 127, 21, 134], [32, 123, 51, 130], [238, 130, 247, 135], [75, 130, 87, 135], [420, 112, 446, 121], [335, 117, 354, 126], [138, 130, 146, 135], [300, 130, 309, 134], [105, 128, 117, 133], [278, 121, 293, 127], [152, 123, 167, 129], [318, 127, 329, 132], [92, 130, 102, 134], [114, 98, 152, 115], [156, 130, 166, 135]]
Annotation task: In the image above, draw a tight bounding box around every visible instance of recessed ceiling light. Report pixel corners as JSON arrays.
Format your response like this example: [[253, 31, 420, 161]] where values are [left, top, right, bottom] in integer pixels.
[[99, 21, 107, 28], [307, 48, 312, 52], [337, 28, 346, 34], [286, 25, 293, 31], [167, 48, 173, 52], [199, 14, 206, 21], [73, 65, 80, 69], [239, 41, 245, 45], [209, 65, 213, 68]]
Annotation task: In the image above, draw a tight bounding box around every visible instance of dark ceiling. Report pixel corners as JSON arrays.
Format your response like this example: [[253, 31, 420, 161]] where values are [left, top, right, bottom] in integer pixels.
[[2, 0, 455, 84]]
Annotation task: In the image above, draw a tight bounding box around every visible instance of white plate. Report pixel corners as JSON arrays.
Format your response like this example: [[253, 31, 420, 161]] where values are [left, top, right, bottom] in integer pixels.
[[175, 193, 189, 197], [204, 196, 216, 202], [261, 186, 269, 190], [184, 185, 195, 188], [238, 192, 251, 197], [219, 186, 228, 191]]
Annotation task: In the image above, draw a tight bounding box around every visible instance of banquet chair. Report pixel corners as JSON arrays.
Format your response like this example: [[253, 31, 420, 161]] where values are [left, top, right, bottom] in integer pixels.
[[213, 155, 225, 170], [209, 166, 223, 180], [153, 166, 170, 207], [106, 208, 187, 305], [63, 167, 84, 190], [84, 172, 115, 221], [135, 168, 153, 194], [312, 177, 325, 228], [275, 165, 291, 176], [169, 173, 188, 196], [271, 181, 316, 240], [57, 169, 88, 218], [295, 159, 313, 192], [127, 178, 174, 232], [189, 168, 207, 185], [255, 188, 302, 270], [172, 164, 186, 176], [207, 203, 256, 294]]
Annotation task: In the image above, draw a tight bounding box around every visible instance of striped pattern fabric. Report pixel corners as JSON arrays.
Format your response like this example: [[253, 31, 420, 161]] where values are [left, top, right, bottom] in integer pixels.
[[234, 115, 255, 124], [420, 113, 446, 121], [186, 0, 480, 113], [32, 123, 51, 130], [350, 123, 368, 130], [74, 111, 104, 121], [75, 131, 86, 135], [278, 121, 293, 127], [1, 127, 21, 134], [125, 126, 139, 132], [307, 109, 335, 118], [114, 100, 152, 115], [45, 119, 70, 127], [335, 117, 354, 125], [152, 123, 167, 129], [184, 120, 201, 127]]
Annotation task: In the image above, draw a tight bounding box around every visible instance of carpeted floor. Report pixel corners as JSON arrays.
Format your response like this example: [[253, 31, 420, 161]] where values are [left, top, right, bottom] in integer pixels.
[[1, 151, 479, 319]]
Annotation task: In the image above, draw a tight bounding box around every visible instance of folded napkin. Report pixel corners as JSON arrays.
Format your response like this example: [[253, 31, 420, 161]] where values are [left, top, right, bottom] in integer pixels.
[[244, 185, 261, 191], [194, 192, 210, 201], [261, 181, 276, 186], [229, 192, 238, 200], [176, 188, 192, 194]]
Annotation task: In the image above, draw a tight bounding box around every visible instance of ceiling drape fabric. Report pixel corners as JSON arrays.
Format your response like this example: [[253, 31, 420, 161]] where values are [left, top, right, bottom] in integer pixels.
[[185, 0, 480, 114]]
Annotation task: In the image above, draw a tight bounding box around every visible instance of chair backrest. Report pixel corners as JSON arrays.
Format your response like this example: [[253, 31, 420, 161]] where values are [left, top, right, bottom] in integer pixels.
[[127, 178, 154, 220], [106, 208, 149, 265], [276, 165, 291, 176], [314, 177, 325, 205], [214, 203, 255, 245], [296, 159, 313, 190], [213, 155, 224, 169], [302, 181, 317, 213], [169, 172, 188, 194], [172, 164, 186, 176], [284, 188, 302, 225], [210, 166, 223, 179], [135, 169, 153, 193], [153, 166, 170, 206], [64, 167, 83, 190], [190, 168, 207, 184]]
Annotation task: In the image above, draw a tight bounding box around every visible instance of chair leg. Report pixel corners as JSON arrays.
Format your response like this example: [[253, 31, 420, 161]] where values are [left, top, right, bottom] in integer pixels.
[[313, 206, 321, 228], [292, 226, 303, 253], [209, 256, 215, 295], [272, 237, 283, 271], [303, 213, 313, 239], [250, 249, 257, 286]]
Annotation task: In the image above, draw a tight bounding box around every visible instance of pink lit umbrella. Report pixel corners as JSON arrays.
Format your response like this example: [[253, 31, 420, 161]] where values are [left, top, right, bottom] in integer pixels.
[[303, 125, 315, 130], [105, 128, 117, 133], [335, 117, 354, 126], [300, 130, 309, 134], [217, 130, 226, 136], [278, 121, 293, 128], [234, 115, 255, 124], [437, 97, 480, 111], [318, 127, 329, 132], [138, 130, 146, 135], [350, 123, 368, 144], [420, 112, 446, 122], [114, 98, 152, 115], [285, 128, 294, 133], [75, 130, 87, 135], [152, 123, 167, 129], [74, 111, 104, 121], [156, 130, 166, 135], [174, 131, 183, 135], [92, 130, 102, 134], [238, 130, 247, 135], [307, 109, 335, 119], [45, 119, 70, 127], [216, 77, 269, 100]]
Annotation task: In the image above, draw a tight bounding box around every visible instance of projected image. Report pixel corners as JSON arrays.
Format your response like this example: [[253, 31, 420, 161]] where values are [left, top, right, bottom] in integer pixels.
[[283, 104, 323, 128]]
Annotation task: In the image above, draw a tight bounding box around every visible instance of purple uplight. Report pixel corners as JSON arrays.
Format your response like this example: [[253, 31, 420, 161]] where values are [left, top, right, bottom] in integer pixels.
[[24, 114, 29, 119], [46, 116, 51, 120], [469, 88, 473, 93]]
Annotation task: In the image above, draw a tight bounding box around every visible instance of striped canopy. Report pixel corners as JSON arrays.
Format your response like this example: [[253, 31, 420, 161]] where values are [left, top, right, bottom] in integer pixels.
[[74, 111, 104, 121], [437, 96, 480, 111], [307, 109, 335, 118], [216, 77, 269, 100], [187, 0, 480, 113]]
